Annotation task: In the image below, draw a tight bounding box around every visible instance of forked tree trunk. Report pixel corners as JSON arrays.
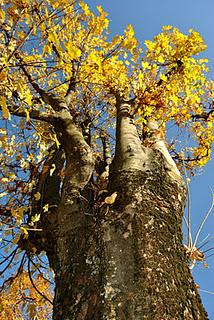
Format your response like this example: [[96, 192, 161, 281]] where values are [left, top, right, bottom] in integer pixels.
[[43, 101, 208, 319]]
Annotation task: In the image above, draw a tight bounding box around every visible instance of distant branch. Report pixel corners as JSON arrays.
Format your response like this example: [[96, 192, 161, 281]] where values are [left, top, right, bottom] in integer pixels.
[[0, 247, 18, 276]]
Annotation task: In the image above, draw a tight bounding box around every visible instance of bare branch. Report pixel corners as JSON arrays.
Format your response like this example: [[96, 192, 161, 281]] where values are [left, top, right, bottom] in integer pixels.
[[0, 247, 18, 276], [193, 189, 214, 248]]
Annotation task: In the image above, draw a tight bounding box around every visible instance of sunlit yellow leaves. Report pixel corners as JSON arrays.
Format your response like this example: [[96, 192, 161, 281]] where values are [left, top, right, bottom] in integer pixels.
[[0, 96, 10, 120], [79, 1, 91, 16], [0, 271, 53, 320], [25, 90, 33, 106], [145, 27, 207, 66], [11, 206, 28, 225], [157, 56, 165, 64], [0, 71, 7, 82], [0, 8, 5, 23], [170, 95, 179, 105], [162, 25, 173, 31], [34, 192, 41, 201], [96, 5, 109, 31], [31, 213, 41, 223], [43, 44, 52, 56], [65, 41, 82, 60], [141, 61, 151, 69], [123, 24, 138, 53], [20, 226, 29, 237], [48, 32, 58, 44], [43, 203, 49, 212], [144, 40, 155, 51], [159, 74, 168, 82]]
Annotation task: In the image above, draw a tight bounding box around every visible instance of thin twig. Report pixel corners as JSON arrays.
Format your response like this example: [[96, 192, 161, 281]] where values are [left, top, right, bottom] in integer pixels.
[[193, 188, 214, 248]]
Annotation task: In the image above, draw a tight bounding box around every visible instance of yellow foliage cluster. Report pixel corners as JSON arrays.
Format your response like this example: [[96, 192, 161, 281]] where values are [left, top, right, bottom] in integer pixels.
[[0, 0, 213, 316], [0, 1, 212, 207], [0, 271, 52, 319]]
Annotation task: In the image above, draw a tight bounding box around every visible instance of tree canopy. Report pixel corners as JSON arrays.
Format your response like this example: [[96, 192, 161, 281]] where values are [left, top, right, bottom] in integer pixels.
[[0, 0, 213, 318]]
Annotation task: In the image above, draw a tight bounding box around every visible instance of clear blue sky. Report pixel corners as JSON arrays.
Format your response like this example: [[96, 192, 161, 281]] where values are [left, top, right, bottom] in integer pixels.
[[88, 0, 214, 317]]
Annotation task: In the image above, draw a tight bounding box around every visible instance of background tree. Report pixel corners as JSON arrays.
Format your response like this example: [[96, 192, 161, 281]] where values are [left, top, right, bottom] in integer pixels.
[[0, 0, 214, 319]]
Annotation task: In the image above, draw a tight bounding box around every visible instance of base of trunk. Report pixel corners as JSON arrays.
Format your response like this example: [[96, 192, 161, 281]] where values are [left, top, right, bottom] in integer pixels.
[[48, 168, 208, 320]]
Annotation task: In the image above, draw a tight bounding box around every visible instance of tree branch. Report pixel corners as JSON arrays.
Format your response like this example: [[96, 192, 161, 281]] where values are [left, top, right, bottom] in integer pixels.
[[16, 55, 58, 106], [5, 105, 57, 123]]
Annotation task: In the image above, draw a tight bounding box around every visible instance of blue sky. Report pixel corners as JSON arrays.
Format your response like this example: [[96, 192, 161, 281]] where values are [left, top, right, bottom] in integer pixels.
[[88, 0, 214, 317]]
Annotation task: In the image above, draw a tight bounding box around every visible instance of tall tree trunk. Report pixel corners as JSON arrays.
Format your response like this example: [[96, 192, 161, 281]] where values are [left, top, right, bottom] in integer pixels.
[[44, 102, 208, 319]]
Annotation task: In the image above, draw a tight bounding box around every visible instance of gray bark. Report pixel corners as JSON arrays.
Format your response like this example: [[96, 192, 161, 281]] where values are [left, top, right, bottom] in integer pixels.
[[38, 99, 208, 319]]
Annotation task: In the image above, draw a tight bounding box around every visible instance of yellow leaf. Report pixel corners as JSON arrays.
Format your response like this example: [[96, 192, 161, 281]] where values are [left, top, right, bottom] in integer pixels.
[[43, 204, 49, 212], [50, 163, 56, 176], [162, 25, 172, 31], [43, 44, 52, 55], [31, 213, 40, 223], [48, 32, 58, 44], [65, 41, 81, 60], [171, 95, 179, 104], [51, 133, 61, 148], [21, 226, 28, 238], [0, 192, 7, 198], [25, 91, 32, 106], [141, 61, 151, 69], [144, 40, 155, 50], [158, 56, 165, 64], [104, 192, 117, 205], [0, 128, 6, 134], [160, 74, 168, 82], [34, 192, 41, 201], [0, 96, 11, 120], [0, 8, 5, 22], [79, 1, 91, 15], [25, 109, 30, 122]]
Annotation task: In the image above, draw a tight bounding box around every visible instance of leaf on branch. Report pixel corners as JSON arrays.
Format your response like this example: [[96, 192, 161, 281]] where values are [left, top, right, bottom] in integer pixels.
[[104, 192, 118, 205], [31, 213, 41, 223], [34, 192, 41, 201], [50, 164, 56, 176], [20, 226, 28, 238], [43, 204, 49, 212]]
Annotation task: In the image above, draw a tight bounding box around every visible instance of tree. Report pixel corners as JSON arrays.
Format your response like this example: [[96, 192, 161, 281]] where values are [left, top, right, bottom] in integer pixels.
[[0, 0, 213, 319]]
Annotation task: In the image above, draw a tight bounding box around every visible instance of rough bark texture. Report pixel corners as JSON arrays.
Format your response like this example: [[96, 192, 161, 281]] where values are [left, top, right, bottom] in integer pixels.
[[104, 168, 207, 320], [37, 100, 208, 319]]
